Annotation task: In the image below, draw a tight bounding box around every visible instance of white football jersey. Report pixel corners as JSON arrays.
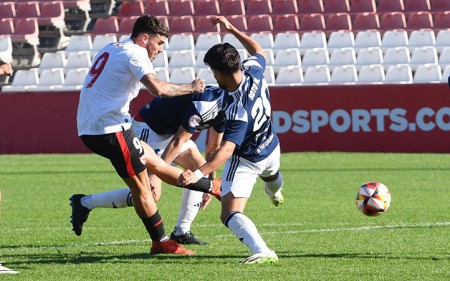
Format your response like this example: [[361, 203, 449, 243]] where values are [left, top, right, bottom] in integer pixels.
[[77, 39, 155, 135]]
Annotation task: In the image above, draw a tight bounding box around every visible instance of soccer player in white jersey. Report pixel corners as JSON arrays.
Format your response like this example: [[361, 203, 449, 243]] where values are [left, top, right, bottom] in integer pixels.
[[76, 15, 210, 255], [72, 86, 225, 245], [178, 16, 285, 264]]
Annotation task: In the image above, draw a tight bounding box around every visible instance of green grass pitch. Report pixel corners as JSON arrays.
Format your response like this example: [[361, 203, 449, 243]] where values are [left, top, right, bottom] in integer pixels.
[[0, 153, 449, 280]]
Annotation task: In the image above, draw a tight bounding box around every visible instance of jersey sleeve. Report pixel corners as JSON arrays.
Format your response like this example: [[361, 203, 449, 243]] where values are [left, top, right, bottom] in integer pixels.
[[241, 53, 266, 78], [129, 48, 155, 81], [180, 103, 201, 134]]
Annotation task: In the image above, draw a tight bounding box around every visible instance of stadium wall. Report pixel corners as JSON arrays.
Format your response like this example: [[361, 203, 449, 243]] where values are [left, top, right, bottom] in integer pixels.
[[0, 84, 449, 154]]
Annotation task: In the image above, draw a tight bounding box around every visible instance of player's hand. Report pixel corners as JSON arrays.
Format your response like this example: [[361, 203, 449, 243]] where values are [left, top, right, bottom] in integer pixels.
[[178, 169, 200, 186], [0, 63, 13, 76], [210, 16, 233, 31], [191, 78, 205, 93], [200, 193, 213, 211], [149, 174, 162, 202]]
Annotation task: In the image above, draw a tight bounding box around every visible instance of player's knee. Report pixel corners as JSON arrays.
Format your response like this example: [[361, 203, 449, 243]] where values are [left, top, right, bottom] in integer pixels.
[[263, 171, 283, 190], [222, 211, 241, 227]]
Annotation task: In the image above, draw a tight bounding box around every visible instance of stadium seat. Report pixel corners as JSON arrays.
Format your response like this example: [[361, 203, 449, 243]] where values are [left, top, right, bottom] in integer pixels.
[[356, 47, 384, 69], [273, 14, 300, 32], [144, 0, 170, 16], [408, 29, 436, 50], [1, 69, 39, 92], [299, 13, 326, 31], [152, 50, 169, 68], [0, 19, 14, 36], [302, 48, 330, 68], [377, 0, 405, 13], [299, 31, 327, 54], [247, 15, 274, 32], [354, 30, 382, 49], [273, 32, 301, 51], [263, 66, 276, 85], [410, 46, 438, 70], [246, 0, 273, 15], [195, 33, 222, 55], [433, 11, 450, 29], [327, 30, 355, 50], [38, 52, 67, 73], [383, 47, 411, 69], [170, 16, 195, 34], [357, 64, 385, 84], [15, 2, 40, 18], [0, 36, 13, 64], [272, 0, 298, 14], [442, 65, 450, 83], [323, 0, 350, 13], [117, 0, 144, 18], [34, 69, 65, 91], [272, 48, 302, 72], [195, 16, 221, 34], [227, 15, 248, 31], [385, 64, 413, 84], [91, 34, 117, 57], [0, 2, 15, 18], [169, 0, 195, 16], [407, 11, 433, 29], [413, 64, 442, 83], [404, 0, 431, 12], [435, 29, 450, 53], [38, 1, 66, 29], [91, 17, 119, 35], [251, 32, 275, 49], [223, 33, 246, 50], [154, 67, 170, 82], [380, 12, 407, 30], [64, 51, 92, 74], [326, 13, 352, 31], [275, 66, 304, 85], [10, 18, 39, 46], [61, 68, 89, 91], [352, 12, 380, 31], [65, 35, 93, 53], [381, 30, 409, 50], [303, 65, 331, 84], [297, 0, 324, 14], [330, 65, 358, 84], [220, 0, 246, 15], [263, 48, 276, 65], [196, 67, 217, 85], [118, 16, 138, 37], [167, 34, 195, 55], [430, 0, 450, 11], [350, 0, 376, 13], [329, 48, 356, 69], [170, 67, 196, 83], [194, 0, 220, 15], [169, 50, 196, 68]]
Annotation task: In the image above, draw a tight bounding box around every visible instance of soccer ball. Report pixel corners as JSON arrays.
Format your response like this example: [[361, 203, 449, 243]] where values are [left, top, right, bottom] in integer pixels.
[[355, 182, 391, 216]]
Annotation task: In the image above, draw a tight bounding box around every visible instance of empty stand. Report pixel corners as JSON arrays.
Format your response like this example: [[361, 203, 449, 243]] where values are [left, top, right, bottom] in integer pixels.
[[357, 64, 385, 84], [356, 47, 384, 68], [323, 0, 350, 13], [381, 30, 409, 49], [223, 34, 246, 50], [442, 65, 450, 83], [430, 0, 450, 11], [10, 18, 40, 46], [272, 48, 302, 72], [404, 0, 431, 12], [167, 34, 195, 55], [194, 0, 220, 16], [246, 0, 273, 15], [195, 33, 222, 54], [299, 31, 327, 54], [251, 32, 275, 49], [247, 15, 274, 32], [0, 2, 15, 18], [38, 52, 67, 73], [380, 12, 407, 30], [377, 0, 405, 13], [385, 64, 413, 84], [297, 0, 324, 14], [435, 29, 450, 52], [330, 65, 358, 84], [0, 19, 14, 36], [154, 67, 170, 82], [196, 68, 217, 85], [329, 48, 356, 68], [169, 0, 195, 16], [170, 67, 196, 83], [439, 47, 450, 68], [117, 0, 144, 18], [64, 51, 92, 74], [352, 12, 380, 30], [152, 50, 169, 68], [433, 11, 450, 29], [0, 36, 13, 64], [302, 48, 330, 68], [91, 17, 119, 36], [299, 13, 326, 31], [408, 29, 436, 49], [118, 16, 138, 37], [220, 0, 246, 15], [91, 34, 117, 57], [65, 35, 93, 54], [1, 69, 39, 92], [327, 30, 355, 50], [263, 48, 276, 65], [303, 65, 331, 84], [350, 0, 376, 13], [169, 50, 196, 68], [62, 68, 89, 91], [227, 15, 248, 31], [144, 0, 170, 16], [38, 1, 66, 29], [272, 0, 298, 14], [410, 46, 438, 70], [273, 32, 301, 50], [15, 2, 40, 18], [354, 30, 382, 49], [34, 69, 65, 91], [264, 66, 276, 85], [195, 16, 221, 33], [326, 13, 352, 31], [383, 47, 411, 68], [413, 64, 442, 83], [273, 14, 300, 32], [275, 66, 304, 85], [170, 16, 195, 33], [407, 11, 433, 29]]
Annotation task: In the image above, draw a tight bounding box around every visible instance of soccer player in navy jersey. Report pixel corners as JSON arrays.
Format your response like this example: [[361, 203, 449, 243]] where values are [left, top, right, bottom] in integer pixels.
[[72, 86, 225, 245], [76, 15, 213, 255], [178, 16, 284, 264]]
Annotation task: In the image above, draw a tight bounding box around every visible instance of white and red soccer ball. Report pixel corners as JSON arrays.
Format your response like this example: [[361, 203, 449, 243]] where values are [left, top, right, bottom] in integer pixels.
[[355, 181, 391, 216]]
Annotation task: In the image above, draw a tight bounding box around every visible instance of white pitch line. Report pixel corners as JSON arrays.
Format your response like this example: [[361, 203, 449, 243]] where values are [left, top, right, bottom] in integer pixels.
[[1, 221, 448, 252]]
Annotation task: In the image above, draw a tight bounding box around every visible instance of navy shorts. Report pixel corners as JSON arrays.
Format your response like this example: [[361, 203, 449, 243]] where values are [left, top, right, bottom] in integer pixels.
[[80, 128, 146, 178]]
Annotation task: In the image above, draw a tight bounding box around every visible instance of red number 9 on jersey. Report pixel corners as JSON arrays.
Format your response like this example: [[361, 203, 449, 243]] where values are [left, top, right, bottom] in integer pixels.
[[86, 52, 110, 88]]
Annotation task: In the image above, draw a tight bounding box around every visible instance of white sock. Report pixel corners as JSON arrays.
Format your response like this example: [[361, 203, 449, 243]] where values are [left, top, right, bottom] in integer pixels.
[[225, 211, 271, 255], [265, 172, 283, 192], [81, 188, 132, 210], [173, 189, 203, 235]]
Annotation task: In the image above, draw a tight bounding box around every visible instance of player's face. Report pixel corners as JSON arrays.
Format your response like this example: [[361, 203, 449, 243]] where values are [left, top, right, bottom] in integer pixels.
[[211, 69, 227, 90], [145, 34, 167, 61]]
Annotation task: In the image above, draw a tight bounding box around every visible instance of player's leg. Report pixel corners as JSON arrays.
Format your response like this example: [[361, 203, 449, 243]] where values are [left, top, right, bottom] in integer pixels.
[[170, 143, 208, 244], [260, 145, 284, 207], [220, 156, 278, 264]]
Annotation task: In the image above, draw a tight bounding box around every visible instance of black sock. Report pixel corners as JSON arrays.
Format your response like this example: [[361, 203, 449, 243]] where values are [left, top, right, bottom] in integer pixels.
[[185, 178, 212, 193], [141, 211, 166, 241]]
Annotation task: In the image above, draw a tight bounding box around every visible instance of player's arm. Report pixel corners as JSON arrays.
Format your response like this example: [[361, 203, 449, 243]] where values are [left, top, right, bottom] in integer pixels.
[[0, 63, 12, 76], [210, 16, 265, 58], [141, 74, 205, 98], [160, 126, 193, 165], [204, 128, 223, 180]]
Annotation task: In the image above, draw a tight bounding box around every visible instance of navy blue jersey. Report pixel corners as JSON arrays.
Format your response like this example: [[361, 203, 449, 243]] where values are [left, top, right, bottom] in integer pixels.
[[138, 86, 226, 135], [222, 53, 279, 162]]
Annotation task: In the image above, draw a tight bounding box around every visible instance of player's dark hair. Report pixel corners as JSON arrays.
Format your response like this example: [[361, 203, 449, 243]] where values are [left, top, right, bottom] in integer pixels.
[[131, 15, 169, 38], [203, 43, 241, 75]]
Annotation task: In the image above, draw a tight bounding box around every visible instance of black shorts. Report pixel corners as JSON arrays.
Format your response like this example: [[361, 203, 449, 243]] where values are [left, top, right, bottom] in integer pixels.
[[80, 128, 146, 178]]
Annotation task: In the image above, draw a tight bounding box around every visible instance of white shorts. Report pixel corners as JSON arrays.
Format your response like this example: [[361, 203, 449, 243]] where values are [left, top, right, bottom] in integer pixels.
[[221, 144, 281, 198], [132, 119, 196, 158]]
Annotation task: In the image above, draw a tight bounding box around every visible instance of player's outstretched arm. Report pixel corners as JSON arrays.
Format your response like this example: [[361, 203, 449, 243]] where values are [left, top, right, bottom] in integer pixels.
[[210, 16, 265, 58], [205, 128, 223, 180], [160, 126, 194, 165], [141, 74, 205, 98]]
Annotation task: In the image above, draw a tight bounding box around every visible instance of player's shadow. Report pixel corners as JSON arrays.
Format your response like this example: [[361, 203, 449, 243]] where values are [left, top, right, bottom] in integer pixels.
[[276, 251, 445, 261]]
